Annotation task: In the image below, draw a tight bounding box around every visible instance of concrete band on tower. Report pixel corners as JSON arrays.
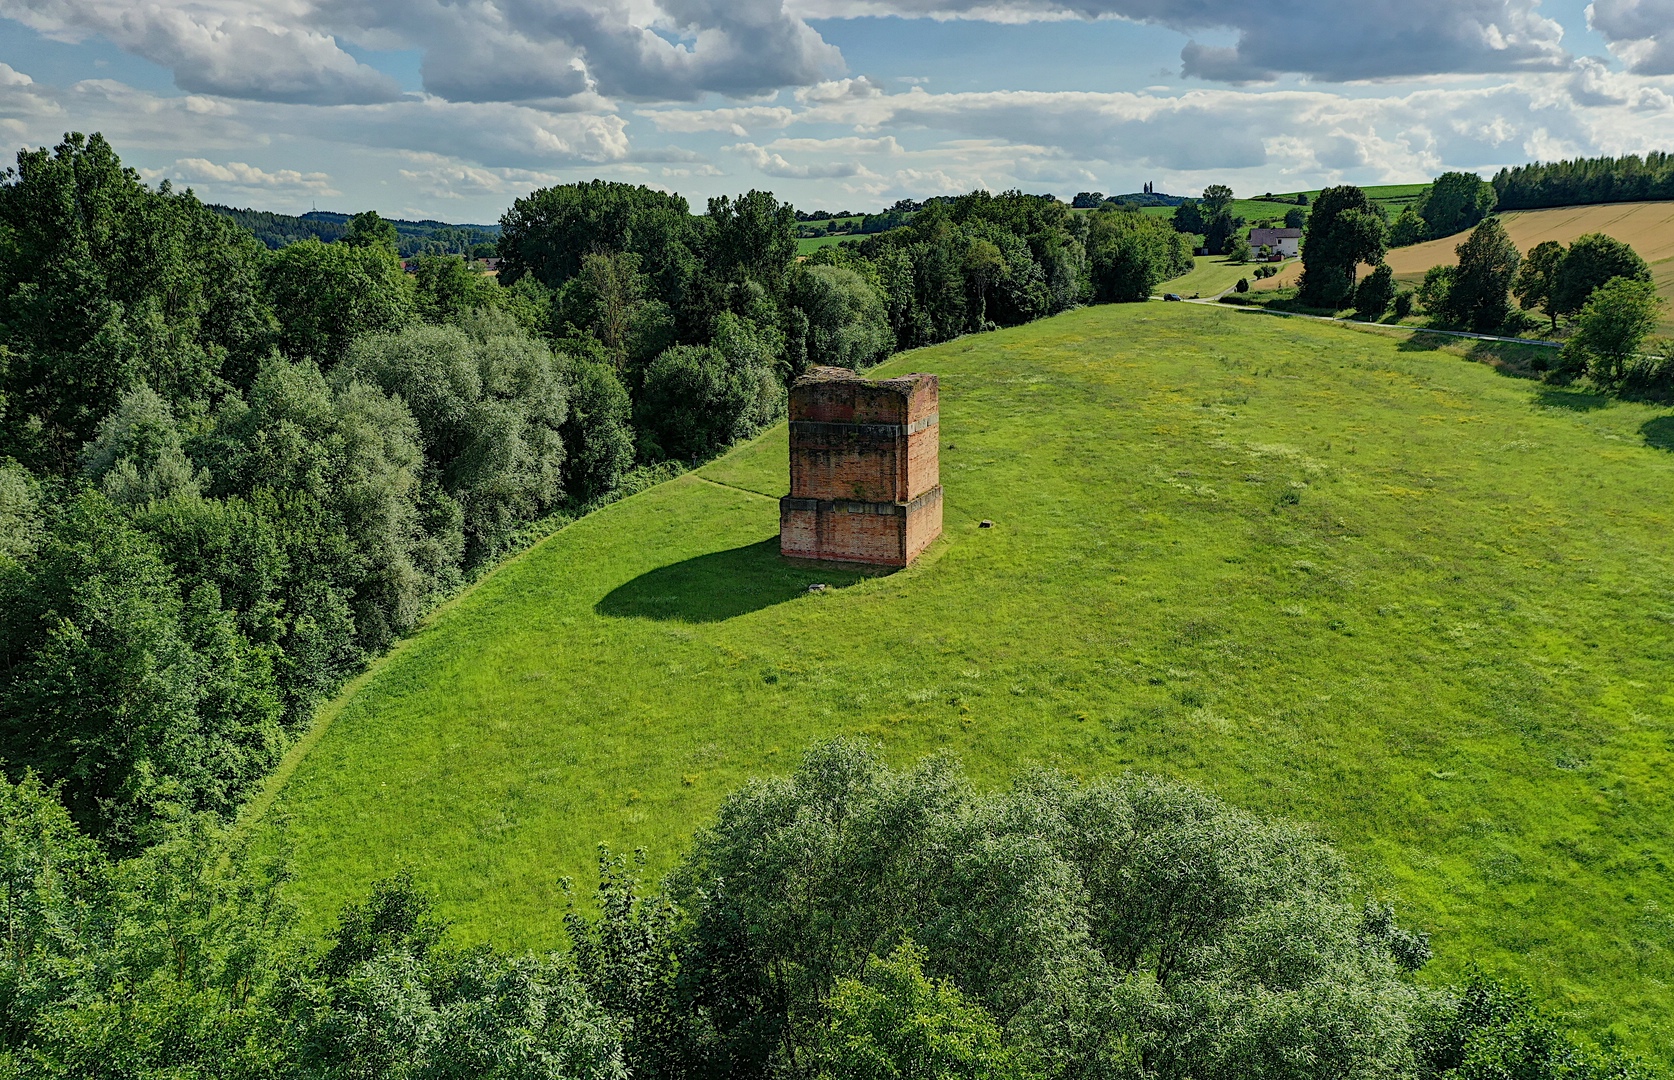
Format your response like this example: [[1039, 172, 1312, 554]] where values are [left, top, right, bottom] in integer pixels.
[[779, 366, 943, 567]]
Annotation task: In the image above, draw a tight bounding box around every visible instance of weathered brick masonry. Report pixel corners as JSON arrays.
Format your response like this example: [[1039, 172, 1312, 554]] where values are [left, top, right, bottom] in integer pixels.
[[780, 366, 943, 567]]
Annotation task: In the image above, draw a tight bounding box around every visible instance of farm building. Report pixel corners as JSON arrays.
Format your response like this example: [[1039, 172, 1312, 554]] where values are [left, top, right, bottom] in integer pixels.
[[1248, 227, 1302, 257]]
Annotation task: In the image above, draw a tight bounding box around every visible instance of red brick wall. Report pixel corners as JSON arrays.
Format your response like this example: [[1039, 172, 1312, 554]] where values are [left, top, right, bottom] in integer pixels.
[[781, 367, 942, 566], [904, 487, 942, 563], [905, 418, 938, 502], [780, 499, 907, 566], [790, 423, 902, 503], [792, 376, 912, 425]]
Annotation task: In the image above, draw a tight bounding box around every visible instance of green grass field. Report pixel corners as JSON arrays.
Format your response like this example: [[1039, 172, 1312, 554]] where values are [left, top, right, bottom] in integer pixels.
[[1140, 184, 1429, 228], [251, 302, 1674, 1056], [1158, 254, 1286, 297], [795, 233, 863, 255]]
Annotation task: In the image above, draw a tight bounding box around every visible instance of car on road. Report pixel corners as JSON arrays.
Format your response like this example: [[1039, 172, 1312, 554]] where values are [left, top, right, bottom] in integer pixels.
[[1163, 293, 1183, 301]]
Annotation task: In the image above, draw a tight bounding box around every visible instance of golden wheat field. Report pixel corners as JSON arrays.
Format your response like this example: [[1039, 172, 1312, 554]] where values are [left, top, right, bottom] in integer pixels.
[[1255, 201, 1674, 330], [1385, 202, 1674, 275]]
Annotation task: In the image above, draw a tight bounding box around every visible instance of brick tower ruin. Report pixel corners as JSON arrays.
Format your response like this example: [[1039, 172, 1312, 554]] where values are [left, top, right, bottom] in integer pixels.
[[779, 366, 942, 567]]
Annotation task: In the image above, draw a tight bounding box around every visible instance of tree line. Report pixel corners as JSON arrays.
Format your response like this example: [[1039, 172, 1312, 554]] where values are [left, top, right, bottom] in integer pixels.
[[1386, 173, 1498, 247], [497, 181, 1189, 460], [211, 205, 500, 258], [0, 134, 655, 851], [0, 740, 1657, 1079], [1493, 152, 1674, 211]]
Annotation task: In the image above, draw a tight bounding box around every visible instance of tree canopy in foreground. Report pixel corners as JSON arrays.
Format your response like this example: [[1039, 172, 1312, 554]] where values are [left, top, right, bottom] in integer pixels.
[[0, 741, 1657, 1079]]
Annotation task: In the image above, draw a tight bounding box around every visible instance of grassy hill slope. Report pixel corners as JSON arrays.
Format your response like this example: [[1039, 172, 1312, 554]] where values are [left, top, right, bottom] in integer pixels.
[[796, 233, 862, 255], [1389, 202, 1674, 334], [1156, 254, 1274, 298], [1139, 184, 1427, 228], [252, 303, 1674, 1053]]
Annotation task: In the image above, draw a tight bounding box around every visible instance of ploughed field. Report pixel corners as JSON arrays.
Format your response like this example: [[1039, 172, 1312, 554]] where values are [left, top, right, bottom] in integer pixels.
[[251, 301, 1674, 1053]]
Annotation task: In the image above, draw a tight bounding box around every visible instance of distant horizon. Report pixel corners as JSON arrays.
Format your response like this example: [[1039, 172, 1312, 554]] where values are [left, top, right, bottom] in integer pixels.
[[4, 1, 1667, 221], [201, 180, 1445, 230]]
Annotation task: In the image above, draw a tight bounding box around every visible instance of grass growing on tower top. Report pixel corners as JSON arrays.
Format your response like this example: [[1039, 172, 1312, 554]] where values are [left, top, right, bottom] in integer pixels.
[[250, 301, 1674, 1059]]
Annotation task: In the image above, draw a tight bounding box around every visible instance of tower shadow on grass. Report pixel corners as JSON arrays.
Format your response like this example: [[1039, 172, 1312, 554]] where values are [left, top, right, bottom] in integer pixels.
[[1644, 416, 1674, 452], [595, 538, 880, 623]]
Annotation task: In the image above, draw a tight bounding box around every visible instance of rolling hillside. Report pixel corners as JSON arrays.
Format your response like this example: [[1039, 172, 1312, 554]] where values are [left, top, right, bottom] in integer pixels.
[[1156, 254, 1274, 297], [1256, 201, 1674, 332], [1138, 184, 1427, 228], [1384, 201, 1674, 277], [250, 302, 1674, 1054]]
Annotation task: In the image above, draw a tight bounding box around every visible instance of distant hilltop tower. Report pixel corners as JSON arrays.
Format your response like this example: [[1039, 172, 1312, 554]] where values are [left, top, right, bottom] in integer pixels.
[[780, 367, 942, 567]]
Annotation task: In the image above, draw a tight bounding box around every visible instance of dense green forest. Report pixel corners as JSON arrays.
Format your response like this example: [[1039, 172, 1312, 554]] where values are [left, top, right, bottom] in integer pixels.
[[1493, 153, 1674, 210], [0, 132, 1659, 1077], [210, 205, 500, 258]]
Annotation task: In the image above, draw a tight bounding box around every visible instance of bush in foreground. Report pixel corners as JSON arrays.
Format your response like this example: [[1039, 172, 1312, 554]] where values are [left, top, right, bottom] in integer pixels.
[[0, 744, 1660, 1079], [1559, 277, 1666, 386], [1355, 264, 1397, 319]]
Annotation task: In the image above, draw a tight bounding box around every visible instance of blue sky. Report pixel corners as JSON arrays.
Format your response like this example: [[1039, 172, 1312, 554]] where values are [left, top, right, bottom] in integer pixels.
[[0, 0, 1669, 222]]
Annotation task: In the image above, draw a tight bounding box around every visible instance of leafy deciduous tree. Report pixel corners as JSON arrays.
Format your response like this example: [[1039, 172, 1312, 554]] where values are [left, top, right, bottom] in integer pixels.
[[1513, 240, 1567, 331], [1355, 264, 1397, 319], [1201, 185, 1234, 216], [1418, 173, 1497, 239], [817, 943, 1032, 1080], [0, 132, 276, 472], [1445, 218, 1521, 332], [1561, 276, 1664, 386], [1389, 204, 1427, 247], [1299, 187, 1387, 308], [1086, 210, 1193, 302], [264, 239, 416, 366], [1551, 233, 1652, 320]]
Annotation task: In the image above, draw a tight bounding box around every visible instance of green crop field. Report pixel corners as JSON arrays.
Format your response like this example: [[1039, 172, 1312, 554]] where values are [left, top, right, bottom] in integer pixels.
[[250, 301, 1674, 1057], [796, 233, 865, 255], [1300, 183, 1430, 214], [1140, 184, 1429, 229]]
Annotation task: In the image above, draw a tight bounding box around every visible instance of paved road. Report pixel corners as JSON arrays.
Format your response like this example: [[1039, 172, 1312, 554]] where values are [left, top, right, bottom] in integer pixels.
[[1163, 295, 1563, 349]]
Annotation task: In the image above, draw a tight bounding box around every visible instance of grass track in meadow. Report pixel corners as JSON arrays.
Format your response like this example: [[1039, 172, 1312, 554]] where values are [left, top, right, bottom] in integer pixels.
[[254, 302, 1674, 1055], [1158, 254, 1289, 298]]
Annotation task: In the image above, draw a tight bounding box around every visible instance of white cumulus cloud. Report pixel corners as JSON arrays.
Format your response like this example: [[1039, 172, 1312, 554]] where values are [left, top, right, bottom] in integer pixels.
[[164, 156, 338, 193], [0, 0, 402, 103], [726, 140, 880, 178], [1589, 0, 1674, 74], [637, 105, 797, 135], [791, 0, 1569, 82], [316, 0, 844, 103]]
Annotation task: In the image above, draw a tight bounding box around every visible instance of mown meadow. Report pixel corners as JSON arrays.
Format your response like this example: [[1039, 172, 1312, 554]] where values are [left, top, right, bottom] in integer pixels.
[[251, 300, 1674, 1055], [1157, 253, 1274, 297]]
